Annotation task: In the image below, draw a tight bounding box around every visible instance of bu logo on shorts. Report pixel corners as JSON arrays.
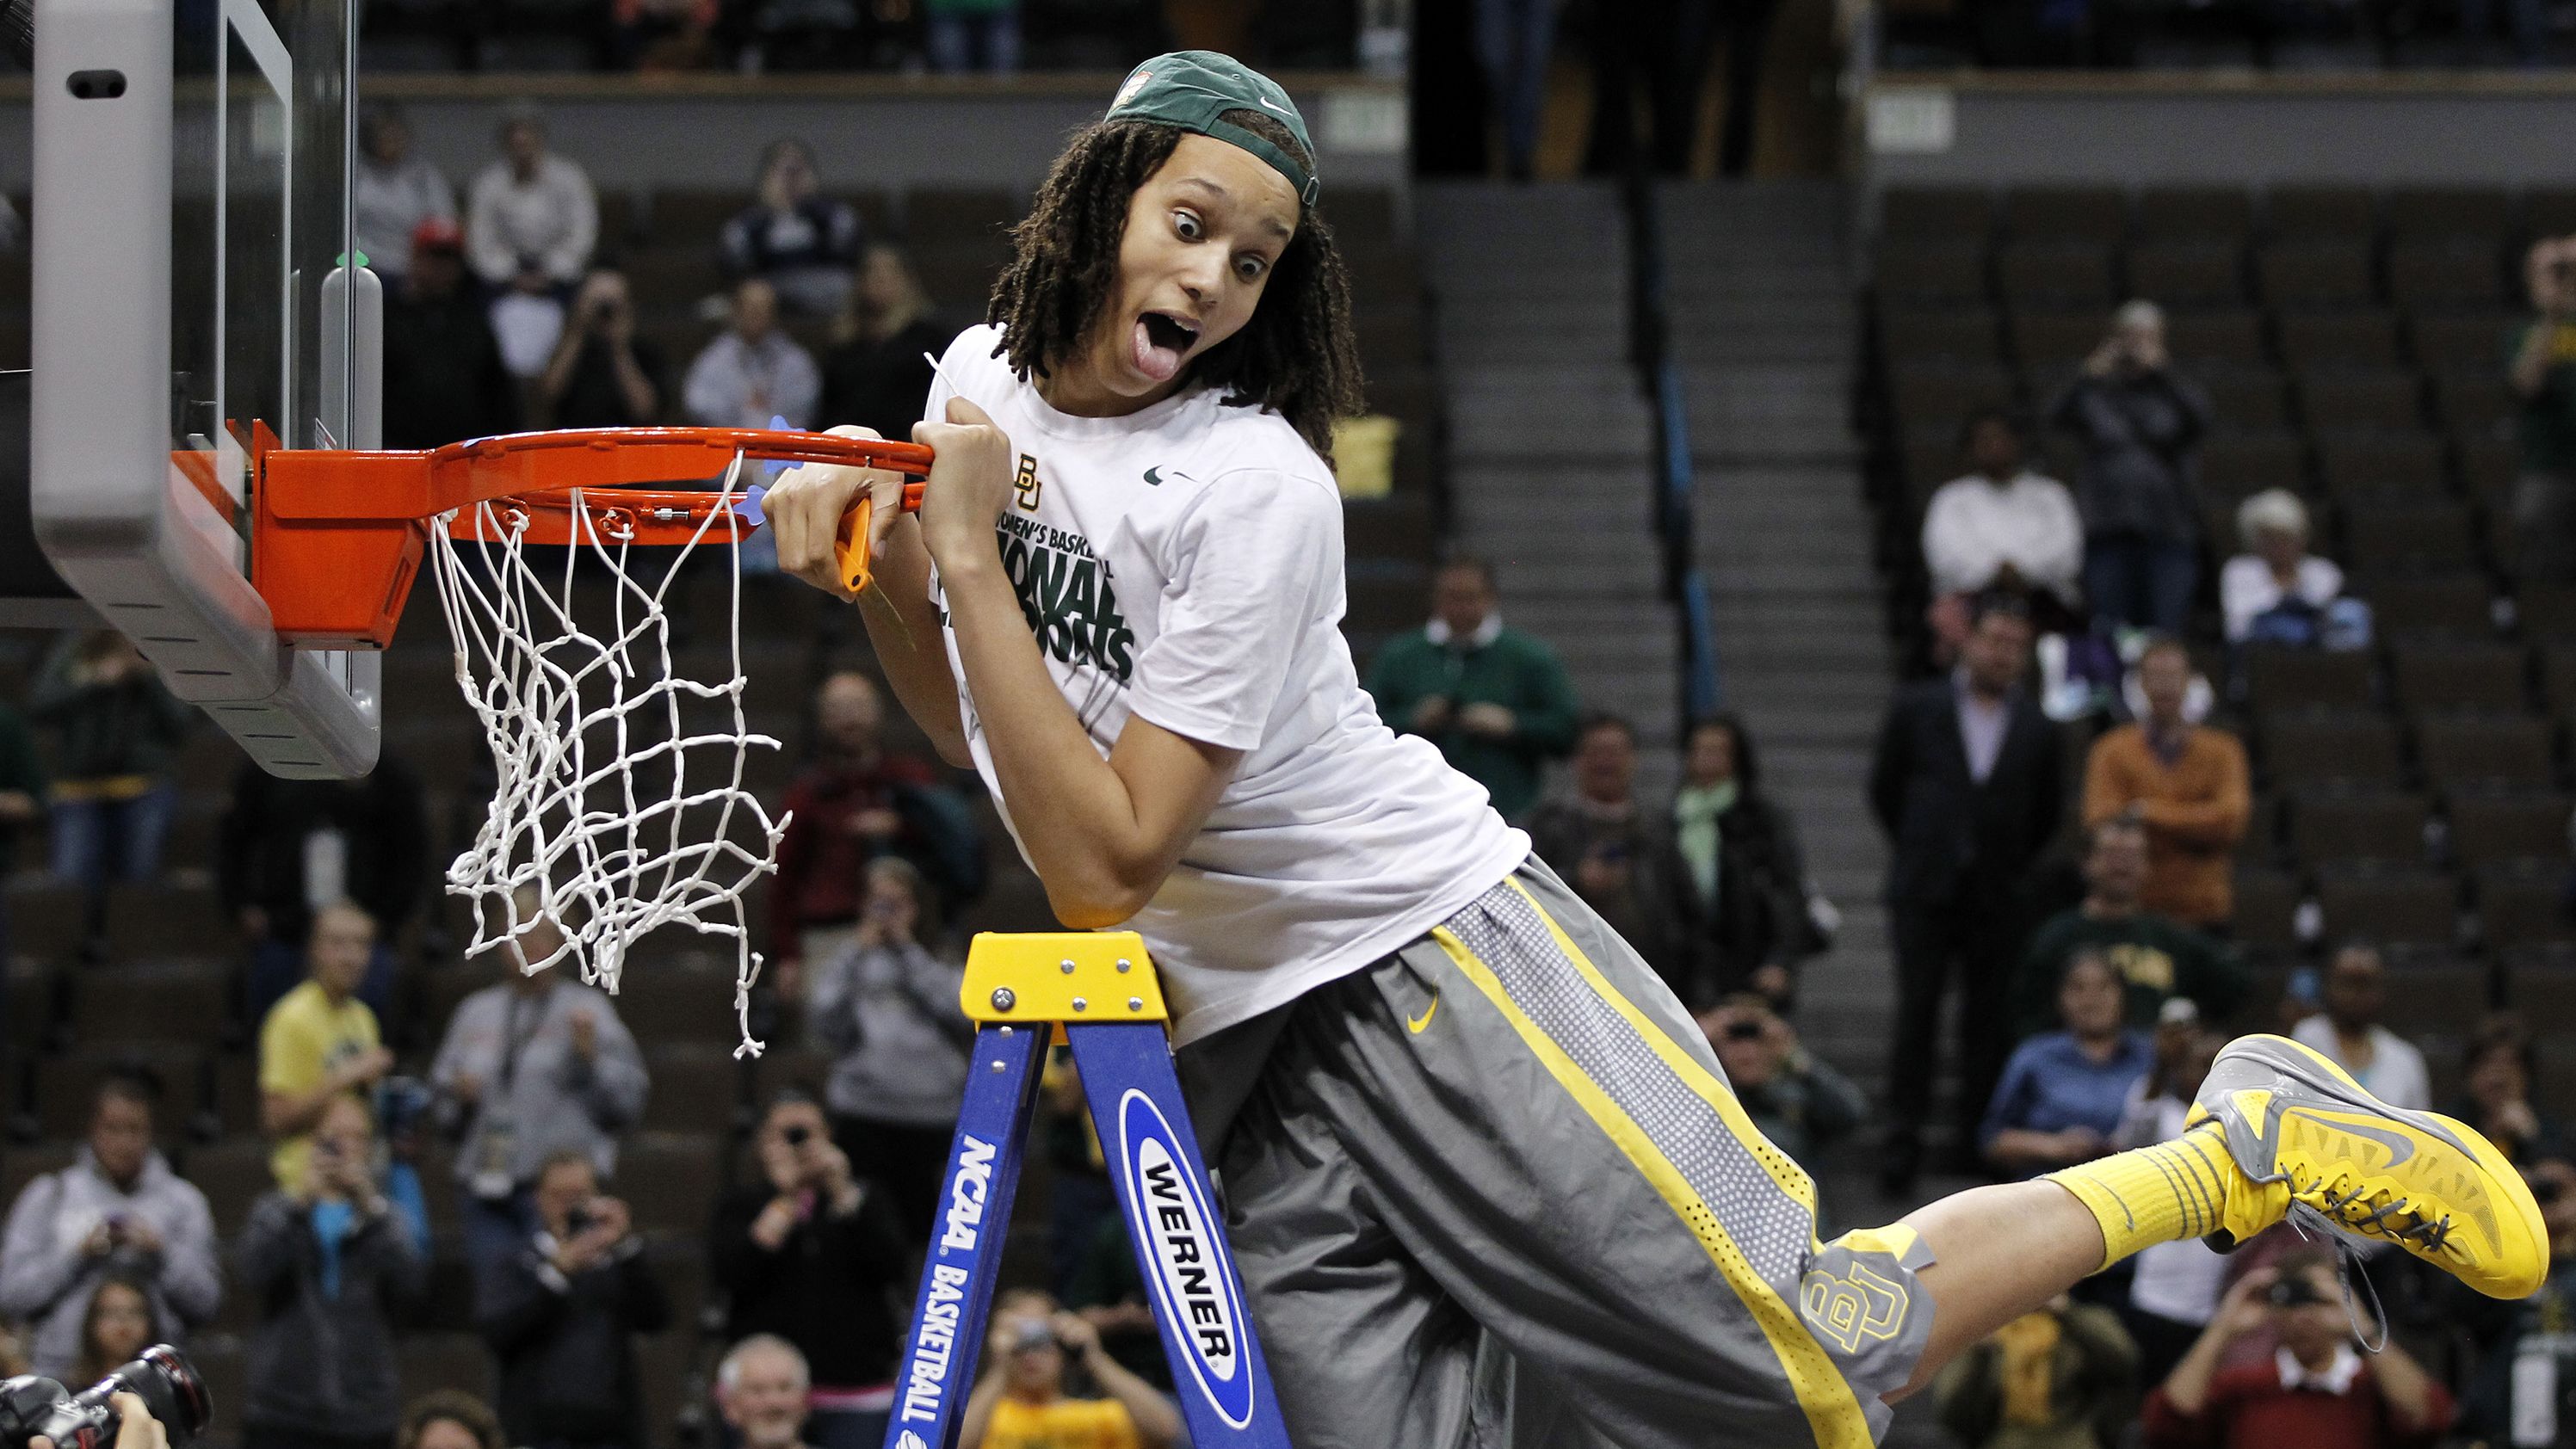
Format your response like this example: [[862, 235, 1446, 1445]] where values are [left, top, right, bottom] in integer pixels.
[[1119, 1087, 1258, 1430], [1799, 1261, 1910, 1354]]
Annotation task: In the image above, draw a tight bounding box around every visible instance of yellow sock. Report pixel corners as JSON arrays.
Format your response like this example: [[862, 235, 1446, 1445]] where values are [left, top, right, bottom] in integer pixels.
[[2044, 1122, 2248, 1271]]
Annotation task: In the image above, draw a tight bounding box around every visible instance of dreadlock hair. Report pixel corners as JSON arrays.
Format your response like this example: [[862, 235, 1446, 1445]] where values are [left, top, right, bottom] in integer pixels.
[[985, 110, 1367, 463]]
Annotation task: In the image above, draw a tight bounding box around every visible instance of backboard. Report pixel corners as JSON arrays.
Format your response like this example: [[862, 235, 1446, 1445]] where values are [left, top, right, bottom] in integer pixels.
[[25, 0, 380, 777]]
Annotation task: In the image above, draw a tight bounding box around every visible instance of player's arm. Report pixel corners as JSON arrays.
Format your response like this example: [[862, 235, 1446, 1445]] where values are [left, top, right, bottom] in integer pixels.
[[764, 427, 972, 767]]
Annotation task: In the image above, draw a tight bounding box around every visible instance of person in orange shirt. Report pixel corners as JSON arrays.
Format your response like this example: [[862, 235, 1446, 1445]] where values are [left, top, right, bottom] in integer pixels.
[[2081, 638, 2250, 928], [958, 1289, 1180, 1449]]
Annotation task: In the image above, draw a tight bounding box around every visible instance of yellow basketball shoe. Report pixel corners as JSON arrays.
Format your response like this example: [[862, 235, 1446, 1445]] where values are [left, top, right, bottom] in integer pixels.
[[2188, 1033, 2548, 1300]]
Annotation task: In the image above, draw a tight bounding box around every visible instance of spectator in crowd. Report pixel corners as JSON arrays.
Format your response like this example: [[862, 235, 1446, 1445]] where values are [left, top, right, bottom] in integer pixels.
[[219, 753, 429, 1030], [398, 1390, 506, 1449], [0, 694, 41, 880], [1923, 408, 2086, 651], [260, 901, 395, 1193], [1581, 0, 1714, 176], [1038, 1054, 1113, 1303], [1670, 713, 1818, 1008], [2142, 1252, 2452, 1449], [819, 244, 951, 441], [715, 1336, 825, 1449], [2012, 816, 2245, 1039], [809, 858, 972, 1238], [1364, 555, 1582, 822], [1526, 714, 1697, 990], [2081, 636, 2250, 930], [67, 1273, 159, 1386], [1982, 949, 2153, 1179], [536, 270, 667, 429], [2289, 941, 2432, 1111], [2113, 1018, 2232, 1387], [1060, 1221, 1166, 1395], [958, 1289, 1180, 1449], [353, 106, 455, 290], [2449, 1014, 2563, 1165], [708, 1098, 911, 1449], [721, 140, 863, 319], [1869, 599, 2064, 1194], [771, 671, 983, 987], [479, 1150, 667, 1449], [31, 631, 191, 892], [2049, 301, 2213, 636], [466, 107, 597, 296], [923, 0, 1020, 73], [430, 892, 649, 1280], [381, 219, 522, 450], [1700, 994, 1866, 1170], [238, 1094, 428, 1449], [2218, 490, 2349, 646], [468, 108, 597, 376], [2512, 235, 2576, 581], [1932, 1294, 2139, 1449], [685, 278, 822, 431], [0, 1070, 219, 1379], [2451, 1156, 2576, 1444], [1473, 0, 1556, 181]]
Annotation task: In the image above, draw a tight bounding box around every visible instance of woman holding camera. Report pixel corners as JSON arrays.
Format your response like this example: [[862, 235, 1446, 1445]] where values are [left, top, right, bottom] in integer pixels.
[[707, 1094, 910, 1449], [236, 1096, 428, 1449], [2048, 300, 2214, 637]]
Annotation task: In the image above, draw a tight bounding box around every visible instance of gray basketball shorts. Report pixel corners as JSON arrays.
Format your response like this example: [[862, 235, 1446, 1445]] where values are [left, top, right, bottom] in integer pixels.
[[1177, 860, 1936, 1449]]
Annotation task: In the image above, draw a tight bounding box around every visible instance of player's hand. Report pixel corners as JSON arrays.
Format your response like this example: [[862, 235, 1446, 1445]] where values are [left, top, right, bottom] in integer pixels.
[[32, 1392, 170, 1449], [768, 424, 915, 602], [913, 397, 1016, 568]]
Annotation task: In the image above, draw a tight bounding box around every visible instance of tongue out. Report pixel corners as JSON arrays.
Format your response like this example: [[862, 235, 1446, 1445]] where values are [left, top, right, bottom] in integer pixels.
[[1132, 317, 1185, 384]]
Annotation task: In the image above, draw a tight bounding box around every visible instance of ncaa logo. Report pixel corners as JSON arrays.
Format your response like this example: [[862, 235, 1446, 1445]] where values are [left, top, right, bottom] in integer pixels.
[[1119, 1089, 1256, 1429]]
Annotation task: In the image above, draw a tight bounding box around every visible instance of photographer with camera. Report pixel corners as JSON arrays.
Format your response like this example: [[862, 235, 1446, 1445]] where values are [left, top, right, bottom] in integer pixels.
[[2511, 236, 2576, 581], [0, 1072, 218, 1382], [708, 1094, 910, 1449], [0, 1342, 209, 1449], [237, 1095, 426, 1449], [477, 1151, 665, 1449], [957, 1290, 1180, 1449], [534, 270, 665, 429], [2142, 1250, 2452, 1449], [1698, 994, 1866, 1172], [2047, 299, 2213, 637]]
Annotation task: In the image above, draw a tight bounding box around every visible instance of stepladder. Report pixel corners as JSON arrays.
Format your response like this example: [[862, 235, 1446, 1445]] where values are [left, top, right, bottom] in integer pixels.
[[880, 933, 1295, 1449]]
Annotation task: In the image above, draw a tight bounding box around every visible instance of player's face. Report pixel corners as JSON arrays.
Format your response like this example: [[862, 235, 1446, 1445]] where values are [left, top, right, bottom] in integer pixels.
[[1090, 133, 1300, 404]]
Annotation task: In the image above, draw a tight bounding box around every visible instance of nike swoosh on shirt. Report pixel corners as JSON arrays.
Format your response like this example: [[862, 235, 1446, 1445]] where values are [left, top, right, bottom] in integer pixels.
[[1406, 996, 1438, 1034]]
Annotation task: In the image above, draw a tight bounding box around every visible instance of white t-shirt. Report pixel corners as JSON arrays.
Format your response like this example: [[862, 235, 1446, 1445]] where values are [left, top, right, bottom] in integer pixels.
[[921, 326, 1529, 1045]]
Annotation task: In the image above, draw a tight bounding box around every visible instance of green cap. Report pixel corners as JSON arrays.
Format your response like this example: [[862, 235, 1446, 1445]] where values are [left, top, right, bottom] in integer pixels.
[[1105, 51, 1319, 210]]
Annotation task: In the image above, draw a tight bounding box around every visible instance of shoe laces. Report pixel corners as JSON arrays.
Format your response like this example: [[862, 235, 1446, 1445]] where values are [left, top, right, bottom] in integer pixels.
[[2283, 1164, 2456, 1255]]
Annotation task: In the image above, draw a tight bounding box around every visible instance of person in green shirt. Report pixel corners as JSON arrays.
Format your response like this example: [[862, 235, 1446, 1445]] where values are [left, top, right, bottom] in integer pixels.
[[2012, 816, 2246, 1040], [1362, 556, 1581, 821], [2510, 235, 2576, 580]]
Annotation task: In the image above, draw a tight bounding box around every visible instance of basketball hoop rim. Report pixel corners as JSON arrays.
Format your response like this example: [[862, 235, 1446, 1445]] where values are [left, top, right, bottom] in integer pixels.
[[246, 425, 934, 649]]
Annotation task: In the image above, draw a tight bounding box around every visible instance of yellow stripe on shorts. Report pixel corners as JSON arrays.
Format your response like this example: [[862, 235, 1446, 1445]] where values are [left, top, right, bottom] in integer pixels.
[[1428, 893, 1877, 1449]]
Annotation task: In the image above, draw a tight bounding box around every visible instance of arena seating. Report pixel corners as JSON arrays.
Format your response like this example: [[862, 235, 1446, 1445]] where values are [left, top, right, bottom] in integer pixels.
[[1864, 181, 2576, 1116]]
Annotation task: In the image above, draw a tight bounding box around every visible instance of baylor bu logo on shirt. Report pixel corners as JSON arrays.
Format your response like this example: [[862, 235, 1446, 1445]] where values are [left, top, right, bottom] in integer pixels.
[[1012, 452, 1041, 511], [997, 510, 1136, 681]]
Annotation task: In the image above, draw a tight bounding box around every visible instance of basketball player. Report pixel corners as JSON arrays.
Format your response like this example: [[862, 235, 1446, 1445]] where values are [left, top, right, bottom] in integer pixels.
[[761, 52, 2544, 1448]]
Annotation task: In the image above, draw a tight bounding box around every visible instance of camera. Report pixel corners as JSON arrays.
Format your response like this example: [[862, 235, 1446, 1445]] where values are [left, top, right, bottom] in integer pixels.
[[563, 1203, 594, 1239], [781, 1124, 811, 1148], [1010, 1319, 1056, 1354], [0, 1346, 210, 1449], [2265, 1276, 2326, 1309], [1723, 1019, 1767, 1043]]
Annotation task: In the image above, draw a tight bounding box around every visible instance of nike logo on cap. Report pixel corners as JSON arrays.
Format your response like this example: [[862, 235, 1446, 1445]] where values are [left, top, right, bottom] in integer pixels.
[[1259, 96, 1291, 114]]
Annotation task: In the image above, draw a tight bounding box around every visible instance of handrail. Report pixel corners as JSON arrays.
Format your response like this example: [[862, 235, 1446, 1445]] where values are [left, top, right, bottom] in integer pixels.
[[1622, 169, 1724, 732]]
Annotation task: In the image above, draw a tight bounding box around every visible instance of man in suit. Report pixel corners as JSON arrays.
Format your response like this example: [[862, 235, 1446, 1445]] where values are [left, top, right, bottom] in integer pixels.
[[1869, 599, 2064, 1197]]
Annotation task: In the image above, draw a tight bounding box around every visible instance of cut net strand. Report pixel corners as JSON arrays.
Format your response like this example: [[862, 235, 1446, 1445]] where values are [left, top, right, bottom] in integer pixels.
[[427, 453, 785, 1057]]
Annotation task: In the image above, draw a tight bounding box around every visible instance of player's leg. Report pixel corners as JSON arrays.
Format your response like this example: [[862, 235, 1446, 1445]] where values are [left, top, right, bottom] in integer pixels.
[[1880, 1030, 2554, 1397]]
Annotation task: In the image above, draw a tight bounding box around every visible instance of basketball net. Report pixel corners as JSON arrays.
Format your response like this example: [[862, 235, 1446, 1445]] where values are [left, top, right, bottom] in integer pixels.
[[426, 453, 782, 1057]]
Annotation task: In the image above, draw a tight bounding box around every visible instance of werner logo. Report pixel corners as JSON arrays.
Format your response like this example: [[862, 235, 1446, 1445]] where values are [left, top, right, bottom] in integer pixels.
[[940, 1136, 996, 1254], [1119, 1089, 1256, 1429], [897, 1262, 971, 1424]]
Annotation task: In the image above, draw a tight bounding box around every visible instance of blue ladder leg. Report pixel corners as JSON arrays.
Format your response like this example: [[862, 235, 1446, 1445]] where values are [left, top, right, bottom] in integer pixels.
[[1068, 1020, 1295, 1448], [880, 1020, 1046, 1449]]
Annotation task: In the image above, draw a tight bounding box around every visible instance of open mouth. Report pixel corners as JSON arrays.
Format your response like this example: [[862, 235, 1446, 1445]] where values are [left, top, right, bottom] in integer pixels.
[[1131, 310, 1201, 384]]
